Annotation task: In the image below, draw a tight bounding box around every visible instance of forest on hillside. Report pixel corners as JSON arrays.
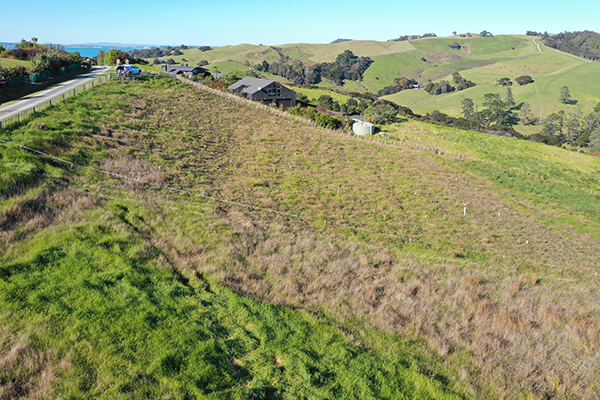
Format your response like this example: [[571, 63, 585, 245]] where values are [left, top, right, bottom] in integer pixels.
[[541, 30, 600, 61], [255, 50, 372, 86]]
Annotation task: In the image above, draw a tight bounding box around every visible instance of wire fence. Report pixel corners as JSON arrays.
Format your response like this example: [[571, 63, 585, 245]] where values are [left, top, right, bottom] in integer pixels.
[[2, 137, 596, 273], [0, 69, 598, 270], [2, 71, 598, 199], [173, 75, 600, 197]]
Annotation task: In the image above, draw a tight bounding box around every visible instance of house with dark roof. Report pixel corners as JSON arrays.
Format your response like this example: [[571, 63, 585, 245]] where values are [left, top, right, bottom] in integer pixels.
[[161, 64, 210, 77], [229, 77, 296, 109]]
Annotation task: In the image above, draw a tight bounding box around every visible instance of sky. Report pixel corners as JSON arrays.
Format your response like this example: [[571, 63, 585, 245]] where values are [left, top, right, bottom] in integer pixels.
[[1, 0, 599, 47]]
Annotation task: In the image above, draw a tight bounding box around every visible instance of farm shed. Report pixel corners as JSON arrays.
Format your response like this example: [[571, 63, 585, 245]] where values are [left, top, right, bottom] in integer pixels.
[[229, 77, 296, 109]]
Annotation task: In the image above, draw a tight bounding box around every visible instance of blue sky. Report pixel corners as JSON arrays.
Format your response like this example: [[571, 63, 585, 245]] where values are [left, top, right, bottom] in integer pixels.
[[1, 0, 598, 46]]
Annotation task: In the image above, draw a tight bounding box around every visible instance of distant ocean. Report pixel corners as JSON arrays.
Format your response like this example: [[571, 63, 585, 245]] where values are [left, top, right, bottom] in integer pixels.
[[64, 47, 140, 58], [5, 46, 141, 58]]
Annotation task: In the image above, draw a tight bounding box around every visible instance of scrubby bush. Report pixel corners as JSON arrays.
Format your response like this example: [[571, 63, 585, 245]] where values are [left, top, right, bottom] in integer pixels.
[[363, 101, 399, 124], [425, 80, 455, 95], [7, 48, 41, 61], [515, 75, 533, 85], [31, 50, 63, 72]]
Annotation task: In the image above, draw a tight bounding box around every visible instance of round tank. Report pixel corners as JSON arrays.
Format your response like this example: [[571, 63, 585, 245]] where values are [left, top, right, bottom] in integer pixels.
[[353, 121, 374, 136]]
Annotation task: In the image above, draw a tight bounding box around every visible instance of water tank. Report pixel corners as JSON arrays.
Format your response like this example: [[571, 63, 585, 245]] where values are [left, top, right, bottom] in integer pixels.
[[353, 120, 375, 136]]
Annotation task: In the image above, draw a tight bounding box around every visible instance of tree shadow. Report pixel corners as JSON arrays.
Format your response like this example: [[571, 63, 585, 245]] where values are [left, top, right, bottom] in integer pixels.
[[513, 102, 525, 111]]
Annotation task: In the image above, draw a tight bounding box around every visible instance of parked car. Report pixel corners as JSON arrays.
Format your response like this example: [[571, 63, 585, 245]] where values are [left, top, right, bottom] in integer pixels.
[[115, 64, 142, 75]]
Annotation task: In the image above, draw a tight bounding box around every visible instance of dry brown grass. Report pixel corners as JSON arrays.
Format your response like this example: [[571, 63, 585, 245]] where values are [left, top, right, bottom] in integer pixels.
[[0, 331, 62, 399], [187, 210, 599, 399], [123, 83, 598, 398], [0, 187, 95, 254]]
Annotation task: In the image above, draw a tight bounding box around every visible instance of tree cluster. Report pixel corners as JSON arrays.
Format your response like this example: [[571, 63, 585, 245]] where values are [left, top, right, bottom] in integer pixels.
[[526, 31, 543, 36], [363, 100, 400, 124], [311, 94, 371, 114], [541, 31, 600, 62], [330, 39, 352, 44], [515, 75, 534, 85], [537, 104, 600, 148], [424, 80, 454, 95], [389, 33, 436, 42], [377, 76, 418, 96], [288, 106, 352, 130], [497, 75, 534, 87], [424, 72, 475, 95], [97, 49, 148, 66], [255, 50, 372, 86], [452, 71, 475, 91], [15, 37, 40, 49], [559, 86, 576, 104], [0, 38, 82, 79], [461, 91, 518, 128], [497, 77, 512, 87], [1, 38, 66, 62], [126, 45, 196, 60]]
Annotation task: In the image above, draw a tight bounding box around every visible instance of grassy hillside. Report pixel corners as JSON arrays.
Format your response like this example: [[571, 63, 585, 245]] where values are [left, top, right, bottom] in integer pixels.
[[2, 76, 600, 399], [383, 40, 600, 129], [0, 76, 465, 399], [166, 41, 416, 67], [161, 36, 600, 133]]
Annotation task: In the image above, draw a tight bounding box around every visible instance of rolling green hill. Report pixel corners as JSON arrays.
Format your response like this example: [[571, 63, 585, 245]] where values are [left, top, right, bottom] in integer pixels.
[[2, 75, 600, 399], [157, 36, 600, 136], [382, 39, 600, 133]]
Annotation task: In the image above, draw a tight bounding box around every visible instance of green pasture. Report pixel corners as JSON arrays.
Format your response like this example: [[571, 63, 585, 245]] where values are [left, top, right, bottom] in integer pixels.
[[383, 42, 600, 125], [194, 43, 263, 63], [410, 35, 527, 56], [361, 53, 426, 92], [0, 203, 461, 400], [207, 60, 248, 74], [279, 40, 416, 63]]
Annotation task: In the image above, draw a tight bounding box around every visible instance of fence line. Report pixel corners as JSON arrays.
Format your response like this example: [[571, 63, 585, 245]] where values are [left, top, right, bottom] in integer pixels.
[[173, 75, 600, 197], [1, 136, 587, 272], [3, 71, 598, 198]]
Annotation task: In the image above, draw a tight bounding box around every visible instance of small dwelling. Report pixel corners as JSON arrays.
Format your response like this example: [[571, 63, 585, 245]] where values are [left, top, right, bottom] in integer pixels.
[[353, 120, 375, 136], [161, 64, 209, 77], [229, 77, 296, 109]]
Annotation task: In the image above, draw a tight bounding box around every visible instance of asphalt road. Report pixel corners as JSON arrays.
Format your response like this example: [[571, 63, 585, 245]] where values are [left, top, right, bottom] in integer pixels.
[[0, 66, 111, 123]]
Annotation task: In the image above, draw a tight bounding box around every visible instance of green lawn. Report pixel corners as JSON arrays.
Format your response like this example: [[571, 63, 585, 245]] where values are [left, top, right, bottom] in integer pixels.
[[0, 58, 30, 68]]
